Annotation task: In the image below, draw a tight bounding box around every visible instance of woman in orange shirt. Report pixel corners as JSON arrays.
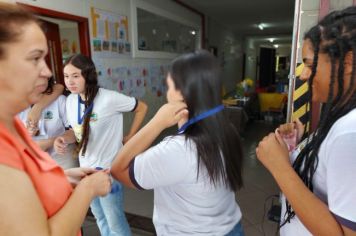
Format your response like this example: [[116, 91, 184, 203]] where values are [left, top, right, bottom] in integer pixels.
[[0, 3, 111, 236]]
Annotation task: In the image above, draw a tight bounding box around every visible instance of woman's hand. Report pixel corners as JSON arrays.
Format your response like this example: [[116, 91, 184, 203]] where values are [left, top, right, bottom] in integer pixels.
[[152, 101, 188, 129], [26, 106, 42, 133], [64, 167, 97, 186], [26, 120, 39, 136], [54, 136, 68, 155], [294, 118, 305, 143], [256, 132, 290, 175], [278, 119, 304, 141], [81, 170, 112, 197]]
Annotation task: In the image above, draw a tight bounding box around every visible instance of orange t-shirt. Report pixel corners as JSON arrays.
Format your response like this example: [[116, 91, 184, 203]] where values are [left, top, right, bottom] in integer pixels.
[[0, 118, 80, 235]]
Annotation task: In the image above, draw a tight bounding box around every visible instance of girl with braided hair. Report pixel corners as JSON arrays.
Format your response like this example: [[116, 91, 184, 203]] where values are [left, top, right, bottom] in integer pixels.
[[54, 53, 147, 235], [256, 6, 356, 236]]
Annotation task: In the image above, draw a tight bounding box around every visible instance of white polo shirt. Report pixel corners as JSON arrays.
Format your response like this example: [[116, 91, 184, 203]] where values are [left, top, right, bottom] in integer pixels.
[[280, 108, 356, 235], [18, 95, 78, 169], [130, 135, 242, 236], [66, 88, 136, 169]]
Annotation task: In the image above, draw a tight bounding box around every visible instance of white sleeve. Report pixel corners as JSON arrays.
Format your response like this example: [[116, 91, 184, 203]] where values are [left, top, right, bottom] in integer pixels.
[[108, 90, 137, 112], [17, 109, 29, 125], [326, 132, 356, 227], [130, 137, 192, 190], [58, 96, 69, 128]]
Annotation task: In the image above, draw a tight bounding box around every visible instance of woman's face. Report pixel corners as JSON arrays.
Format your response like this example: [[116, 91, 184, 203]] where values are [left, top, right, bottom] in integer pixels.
[[166, 74, 183, 103], [63, 63, 86, 95], [299, 39, 356, 103], [300, 39, 334, 103], [0, 22, 52, 109]]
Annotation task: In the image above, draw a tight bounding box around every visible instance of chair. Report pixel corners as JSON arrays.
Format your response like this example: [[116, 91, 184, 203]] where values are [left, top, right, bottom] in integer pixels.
[[258, 92, 288, 122]]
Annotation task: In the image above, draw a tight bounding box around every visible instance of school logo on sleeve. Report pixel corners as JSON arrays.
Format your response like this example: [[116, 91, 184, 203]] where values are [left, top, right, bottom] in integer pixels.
[[90, 112, 98, 122], [44, 111, 53, 120]]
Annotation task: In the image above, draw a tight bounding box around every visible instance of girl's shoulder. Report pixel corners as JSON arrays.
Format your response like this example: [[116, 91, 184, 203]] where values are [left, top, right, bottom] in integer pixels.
[[332, 108, 356, 133]]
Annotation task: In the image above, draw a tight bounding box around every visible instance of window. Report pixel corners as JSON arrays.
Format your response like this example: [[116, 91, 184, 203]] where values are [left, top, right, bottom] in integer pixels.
[[131, 0, 201, 58]]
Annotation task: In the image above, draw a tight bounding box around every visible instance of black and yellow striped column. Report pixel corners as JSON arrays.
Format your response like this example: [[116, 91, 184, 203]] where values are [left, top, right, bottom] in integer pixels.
[[292, 63, 310, 131]]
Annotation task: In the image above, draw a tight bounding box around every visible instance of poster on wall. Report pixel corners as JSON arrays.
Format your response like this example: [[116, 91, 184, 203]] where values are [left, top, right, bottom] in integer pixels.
[[91, 7, 131, 58], [94, 59, 168, 98]]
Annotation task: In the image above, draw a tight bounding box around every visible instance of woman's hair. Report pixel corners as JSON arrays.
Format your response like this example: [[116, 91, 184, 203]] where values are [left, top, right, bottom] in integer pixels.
[[0, 3, 38, 59], [64, 54, 99, 156], [169, 50, 244, 191], [283, 6, 356, 224], [43, 76, 55, 95]]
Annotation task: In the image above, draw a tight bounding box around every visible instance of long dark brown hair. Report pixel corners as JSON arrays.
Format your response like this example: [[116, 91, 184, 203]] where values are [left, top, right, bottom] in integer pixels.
[[169, 50, 244, 191], [64, 54, 99, 156]]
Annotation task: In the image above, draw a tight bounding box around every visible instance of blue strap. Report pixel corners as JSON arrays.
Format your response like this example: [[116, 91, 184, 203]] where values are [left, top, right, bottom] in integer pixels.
[[177, 104, 224, 134], [77, 95, 94, 125]]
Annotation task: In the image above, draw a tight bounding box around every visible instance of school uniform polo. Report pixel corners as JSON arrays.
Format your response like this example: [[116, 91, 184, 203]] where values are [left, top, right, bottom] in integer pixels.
[[66, 88, 137, 168], [18, 95, 78, 169], [130, 135, 242, 235], [280, 109, 356, 235]]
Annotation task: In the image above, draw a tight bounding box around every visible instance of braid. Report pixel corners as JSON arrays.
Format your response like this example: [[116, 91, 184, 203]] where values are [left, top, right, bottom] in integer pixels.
[[282, 6, 356, 227], [78, 85, 99, 156], [64, 54, 99, 157]]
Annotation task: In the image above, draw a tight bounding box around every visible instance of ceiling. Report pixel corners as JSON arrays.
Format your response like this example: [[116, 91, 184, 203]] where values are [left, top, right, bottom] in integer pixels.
[[178, 0, 295, 37]]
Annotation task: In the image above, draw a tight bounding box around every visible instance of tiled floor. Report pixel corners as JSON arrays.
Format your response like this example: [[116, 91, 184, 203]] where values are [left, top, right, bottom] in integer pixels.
[[82, 120, 281, 236]]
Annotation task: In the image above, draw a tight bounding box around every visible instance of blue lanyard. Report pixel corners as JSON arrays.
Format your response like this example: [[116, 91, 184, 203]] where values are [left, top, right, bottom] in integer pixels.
[[177, 105, 224, 134], [77, 95, 94, 125]]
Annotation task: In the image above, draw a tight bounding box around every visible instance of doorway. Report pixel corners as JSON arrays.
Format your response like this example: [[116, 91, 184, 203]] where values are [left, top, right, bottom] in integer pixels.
[[40, 19, 64, 84], [18, 3, 91, 85], [258, 47, 276, 88]]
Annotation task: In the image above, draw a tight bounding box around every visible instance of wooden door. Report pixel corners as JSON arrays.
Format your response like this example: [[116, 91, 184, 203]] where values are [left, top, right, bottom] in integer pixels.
[[40, 19, 64, 85]]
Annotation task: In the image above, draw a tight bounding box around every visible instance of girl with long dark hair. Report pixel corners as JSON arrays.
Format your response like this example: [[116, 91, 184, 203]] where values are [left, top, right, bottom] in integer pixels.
[[111, 50, 244, 235], [256, 6, 356, 236], [54, 54, 148, 235]]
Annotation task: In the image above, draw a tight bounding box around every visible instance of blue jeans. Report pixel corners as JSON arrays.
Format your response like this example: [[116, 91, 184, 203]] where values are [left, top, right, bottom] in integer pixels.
[[225, 221, 244, 236], [90, 180, 131, 236]]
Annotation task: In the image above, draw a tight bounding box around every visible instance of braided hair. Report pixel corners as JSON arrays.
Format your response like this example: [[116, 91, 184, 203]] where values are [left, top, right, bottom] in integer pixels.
[[282, 6, 356, 226], [64, 54, 99, 156]]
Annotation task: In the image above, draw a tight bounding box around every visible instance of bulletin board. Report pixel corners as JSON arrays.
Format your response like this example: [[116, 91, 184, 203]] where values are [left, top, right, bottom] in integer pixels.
[[90, 7, 131, 57]]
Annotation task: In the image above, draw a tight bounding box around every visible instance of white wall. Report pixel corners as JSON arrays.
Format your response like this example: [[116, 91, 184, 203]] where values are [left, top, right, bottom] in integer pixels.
[[297, 0, 355, 63], [207, 18, 243, 93]]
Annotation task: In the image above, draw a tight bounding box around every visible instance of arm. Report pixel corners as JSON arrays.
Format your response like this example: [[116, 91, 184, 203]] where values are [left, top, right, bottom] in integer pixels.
[[111, 102, 187, 187], [123, 100, 148, 144], [256, 133, 349, 236], [0, 164, 110, 236], [35, 138, 56, 151], [27, 84, 64, 127], [54, 130, 76, 155]]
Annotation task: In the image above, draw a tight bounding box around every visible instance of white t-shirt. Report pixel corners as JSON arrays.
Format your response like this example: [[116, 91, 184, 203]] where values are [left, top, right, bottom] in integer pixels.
[[18, 95, 78, 169], [66, 88, 136, 168], [130, 135, 242, 236], [280, 109, 356, 235]]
